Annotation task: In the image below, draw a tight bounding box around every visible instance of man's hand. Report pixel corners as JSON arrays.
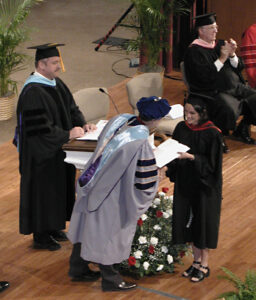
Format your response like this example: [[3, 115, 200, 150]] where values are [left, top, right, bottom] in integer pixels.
[[229, 38, 237, 57], [83, 123, 97, 132], [158, 166, 167, 181], [219, 40, 231, 63], [69, 126, 84, 139]]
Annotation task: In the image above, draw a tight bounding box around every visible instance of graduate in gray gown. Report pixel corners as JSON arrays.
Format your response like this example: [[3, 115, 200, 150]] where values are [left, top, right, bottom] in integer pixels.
[[68, 96, 171, 291]]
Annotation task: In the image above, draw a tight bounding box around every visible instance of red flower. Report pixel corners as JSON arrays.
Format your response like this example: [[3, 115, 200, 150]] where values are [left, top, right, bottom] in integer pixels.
[[148, 245, 155, 254], [128, 256, 136, 266], [162, 187, 169, 193], [137, 218, 143, 226], [180, 251, 185, 258], [156, 210, 163, 218]]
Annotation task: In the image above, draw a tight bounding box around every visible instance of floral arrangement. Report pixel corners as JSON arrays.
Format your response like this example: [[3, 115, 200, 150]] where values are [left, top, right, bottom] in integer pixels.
[[119, 187, 190, 278]]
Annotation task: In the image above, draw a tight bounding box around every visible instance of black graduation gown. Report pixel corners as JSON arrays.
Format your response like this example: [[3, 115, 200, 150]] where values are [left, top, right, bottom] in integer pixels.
[[166, 121, 223, 249], [16, 77, 86, 234], [184, 41, 256, 131]]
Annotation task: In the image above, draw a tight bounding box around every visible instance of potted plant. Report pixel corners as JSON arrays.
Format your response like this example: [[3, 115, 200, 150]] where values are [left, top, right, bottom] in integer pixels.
[[126, 0, 189, 73], [0, 0, 43, 121], [216, 267, 256, 300]]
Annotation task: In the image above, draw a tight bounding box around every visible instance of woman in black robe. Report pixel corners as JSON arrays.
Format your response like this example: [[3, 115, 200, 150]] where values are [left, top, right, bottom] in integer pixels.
[[166, 97, 223, 282]]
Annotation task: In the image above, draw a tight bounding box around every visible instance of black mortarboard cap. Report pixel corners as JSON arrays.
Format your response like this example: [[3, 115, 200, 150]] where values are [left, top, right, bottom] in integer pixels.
[[193, 13, 216, 28], [27, 43, 65, 61], [28, 43, 65, 71]]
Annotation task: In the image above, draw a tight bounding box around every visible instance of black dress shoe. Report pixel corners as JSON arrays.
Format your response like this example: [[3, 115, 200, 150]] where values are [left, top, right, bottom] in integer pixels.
[[233, 120, 256, 145], [70, 270, 101, 282], [33, 236, 61, 251], [0, 281, 9, 293], [102, 281, 137, 292], [48, 230, 68, 242], [222, 138, 230, 153], [233, 131, 256, 144]]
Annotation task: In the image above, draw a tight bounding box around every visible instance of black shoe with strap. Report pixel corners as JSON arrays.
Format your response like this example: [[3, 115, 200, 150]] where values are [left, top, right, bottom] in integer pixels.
[[190, 265, 210, 283], [182, 261, 200, 278]]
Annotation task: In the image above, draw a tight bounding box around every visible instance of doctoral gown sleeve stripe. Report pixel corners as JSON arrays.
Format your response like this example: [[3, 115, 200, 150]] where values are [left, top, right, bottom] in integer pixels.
[[135, 157, 158, 190]]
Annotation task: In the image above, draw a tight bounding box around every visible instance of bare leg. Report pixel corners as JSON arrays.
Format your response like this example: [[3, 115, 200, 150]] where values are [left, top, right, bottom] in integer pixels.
[[200, 248, 209, 268], [192, 243, 202, 265]]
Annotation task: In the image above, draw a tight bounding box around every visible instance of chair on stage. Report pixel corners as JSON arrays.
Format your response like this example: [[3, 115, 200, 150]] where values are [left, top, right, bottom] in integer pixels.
[[126, 72, 183, 136], [73, 87, 110, 124]]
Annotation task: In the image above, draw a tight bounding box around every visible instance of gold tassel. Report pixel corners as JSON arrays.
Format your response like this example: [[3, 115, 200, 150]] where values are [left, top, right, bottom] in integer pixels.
[[56, 47, 66, 72]]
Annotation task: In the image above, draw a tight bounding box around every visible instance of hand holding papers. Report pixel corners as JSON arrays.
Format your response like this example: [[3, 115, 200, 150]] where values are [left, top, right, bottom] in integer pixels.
[[77, 120, 108, 141], [165, 104, 184, 119], [154, 138, 190, 168]]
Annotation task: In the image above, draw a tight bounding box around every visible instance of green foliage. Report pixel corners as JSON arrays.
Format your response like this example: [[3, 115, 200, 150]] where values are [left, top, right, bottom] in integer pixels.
[[217, 267, 256, 300], [126, 0, 189, 68], [0, 0, 43, 97], [119, 189, 189, 278]]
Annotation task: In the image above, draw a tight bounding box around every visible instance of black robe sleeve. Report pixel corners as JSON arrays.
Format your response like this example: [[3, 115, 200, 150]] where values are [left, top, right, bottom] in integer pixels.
[[18, 86, 70, 163]]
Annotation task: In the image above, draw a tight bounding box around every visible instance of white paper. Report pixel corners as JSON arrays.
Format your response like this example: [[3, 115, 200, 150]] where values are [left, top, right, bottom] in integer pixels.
[[165, 104, 184, 119], [64, 151, 93, 170], [154, 138, 190, 168], [77, 120, 108, 140]]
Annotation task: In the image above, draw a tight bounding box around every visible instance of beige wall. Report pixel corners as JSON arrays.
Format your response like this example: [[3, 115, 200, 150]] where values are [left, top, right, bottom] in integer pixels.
[[208, 0, 256, 54]]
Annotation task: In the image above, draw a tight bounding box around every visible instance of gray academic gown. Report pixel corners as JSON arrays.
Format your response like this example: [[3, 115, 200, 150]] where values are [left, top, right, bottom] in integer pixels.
[[68, 114, 159, 265]]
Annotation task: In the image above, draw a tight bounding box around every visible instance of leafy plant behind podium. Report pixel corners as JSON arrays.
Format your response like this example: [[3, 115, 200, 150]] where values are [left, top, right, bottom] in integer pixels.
[[0, 0, 43, 97], [126, 0, 189, 71]]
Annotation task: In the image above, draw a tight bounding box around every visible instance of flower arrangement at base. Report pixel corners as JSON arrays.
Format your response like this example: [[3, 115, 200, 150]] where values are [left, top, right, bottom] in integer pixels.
[[119, 187, 190, 278]]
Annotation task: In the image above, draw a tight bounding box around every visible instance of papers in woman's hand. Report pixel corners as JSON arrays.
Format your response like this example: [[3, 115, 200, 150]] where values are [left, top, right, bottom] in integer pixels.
[[77, 120, 108, 140], [165, 104, 184, 119], [154, 138, 190, 168]]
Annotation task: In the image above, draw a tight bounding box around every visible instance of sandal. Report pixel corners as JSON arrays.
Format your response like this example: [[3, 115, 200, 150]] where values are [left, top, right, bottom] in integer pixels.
[[182, 261, 200, 278], [190, 265, 210, 283]]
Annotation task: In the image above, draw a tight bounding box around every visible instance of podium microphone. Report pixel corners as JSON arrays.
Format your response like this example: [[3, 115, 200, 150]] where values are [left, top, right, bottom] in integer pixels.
[[99, 88, 120, 115]]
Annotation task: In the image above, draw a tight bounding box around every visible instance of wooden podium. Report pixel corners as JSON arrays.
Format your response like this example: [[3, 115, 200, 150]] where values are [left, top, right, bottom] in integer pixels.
[[62, 140, 97, 170], [62, 139, 97, 152], [62, 132, 168, 170]]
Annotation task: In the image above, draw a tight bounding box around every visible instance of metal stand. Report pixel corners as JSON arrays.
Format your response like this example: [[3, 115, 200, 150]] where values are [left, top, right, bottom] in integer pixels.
[[94, 4, 134, 51]]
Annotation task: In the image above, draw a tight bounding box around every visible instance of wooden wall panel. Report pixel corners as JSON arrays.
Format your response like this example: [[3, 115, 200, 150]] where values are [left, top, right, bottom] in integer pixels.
[[207, 0, 256, 55]]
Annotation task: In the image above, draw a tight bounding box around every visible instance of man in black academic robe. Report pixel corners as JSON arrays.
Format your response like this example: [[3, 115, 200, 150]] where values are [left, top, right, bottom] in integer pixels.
[[184, 13, 256, 149], [15, 43, 96, 251]]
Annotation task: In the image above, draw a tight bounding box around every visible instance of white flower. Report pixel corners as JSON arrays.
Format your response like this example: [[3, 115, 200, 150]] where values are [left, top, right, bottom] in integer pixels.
[[153, 198, 161, 205], [163, 212, 170, 219], [151, 204, 157, 208], [150, 237, 158, 246], [153, 225, 161, 231], [138, 236, 147, 244], [157, 265, 164, 271], [166, 209, 173, 216], [143, 261, 150, 270], [134, 250, 143, 259], [141, 214, 148, 221], [167, 254, 173, 264], [164, 196, 169, 200], [158, 191, 165, 197], [161, 246, 168, 253]]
